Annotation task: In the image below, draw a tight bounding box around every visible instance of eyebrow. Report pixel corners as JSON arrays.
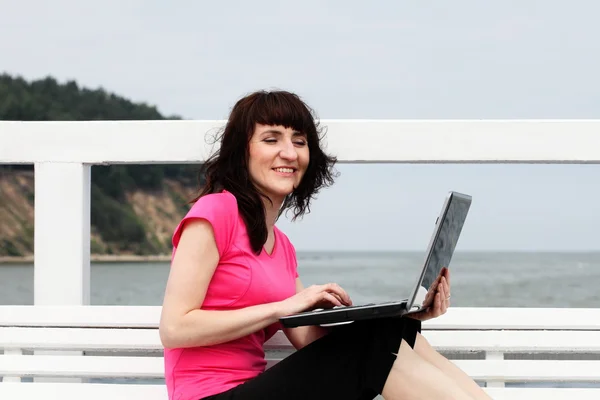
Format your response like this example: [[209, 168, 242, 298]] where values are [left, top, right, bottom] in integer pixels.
[[261, 129, 306, 137]]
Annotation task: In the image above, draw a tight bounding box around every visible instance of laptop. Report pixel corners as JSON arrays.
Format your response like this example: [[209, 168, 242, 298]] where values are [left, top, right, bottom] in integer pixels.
[[279, 191, 472, 328]]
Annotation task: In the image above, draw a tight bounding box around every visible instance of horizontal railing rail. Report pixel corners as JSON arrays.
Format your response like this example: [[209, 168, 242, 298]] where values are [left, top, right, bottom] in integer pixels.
[[3, 305, 600, 330], [2, 119, 600, 164], [1, 305, 600, 399]]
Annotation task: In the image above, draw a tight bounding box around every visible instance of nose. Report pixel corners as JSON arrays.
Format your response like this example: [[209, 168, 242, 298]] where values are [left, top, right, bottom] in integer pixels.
[[279, 140, 298, 161]]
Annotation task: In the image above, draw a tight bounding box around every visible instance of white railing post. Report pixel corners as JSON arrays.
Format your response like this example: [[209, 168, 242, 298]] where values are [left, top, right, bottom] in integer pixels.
[[485, 351, 505, 388], [33, 162, 90, 383], [34, 162, 91, 305], [2, 348, 23, 383]]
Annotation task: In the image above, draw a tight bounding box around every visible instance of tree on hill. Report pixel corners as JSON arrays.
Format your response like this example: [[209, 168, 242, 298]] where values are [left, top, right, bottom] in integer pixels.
[[0, 73, 204, 254]]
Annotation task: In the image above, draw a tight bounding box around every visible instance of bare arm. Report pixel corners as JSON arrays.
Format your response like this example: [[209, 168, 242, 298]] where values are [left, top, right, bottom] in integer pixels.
[[159, 219, 352, 349], [282, 278, 332, 350], [159, 219, 282, 348]]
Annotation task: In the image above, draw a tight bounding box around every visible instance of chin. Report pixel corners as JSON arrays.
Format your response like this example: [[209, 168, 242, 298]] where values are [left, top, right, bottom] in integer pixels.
[[275, 189, 295, 198], [267, 187, 296, 200]]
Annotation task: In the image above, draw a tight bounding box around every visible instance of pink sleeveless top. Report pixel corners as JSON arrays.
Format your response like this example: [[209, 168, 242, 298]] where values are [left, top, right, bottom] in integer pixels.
[[164, 190, 299, 400]]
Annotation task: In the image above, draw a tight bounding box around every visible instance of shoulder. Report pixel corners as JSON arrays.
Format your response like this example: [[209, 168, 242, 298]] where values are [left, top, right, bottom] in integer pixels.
[[274, 226, 298, 261], [189, 190, 238, 218], [274, 227, 295, 251], [172, 190, 240, 257], [275, 227, 300, 278]]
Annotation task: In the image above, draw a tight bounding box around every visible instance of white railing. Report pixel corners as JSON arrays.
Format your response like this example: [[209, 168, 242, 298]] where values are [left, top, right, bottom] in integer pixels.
[[2, 119, 600, 399], [1, 305, 600, 399], [2, 119, 600, 307]]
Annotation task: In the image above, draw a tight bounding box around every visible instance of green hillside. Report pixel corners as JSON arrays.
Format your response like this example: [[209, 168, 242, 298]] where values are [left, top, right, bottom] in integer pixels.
[[0, 74, 203, 257]]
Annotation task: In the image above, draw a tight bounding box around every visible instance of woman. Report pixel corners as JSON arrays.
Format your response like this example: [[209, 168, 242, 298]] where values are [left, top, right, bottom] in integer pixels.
[[159, 90, 491, 400]]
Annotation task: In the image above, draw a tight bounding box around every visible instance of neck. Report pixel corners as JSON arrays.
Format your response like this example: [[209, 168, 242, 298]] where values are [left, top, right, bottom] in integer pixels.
[[263, 196, 284, 231]]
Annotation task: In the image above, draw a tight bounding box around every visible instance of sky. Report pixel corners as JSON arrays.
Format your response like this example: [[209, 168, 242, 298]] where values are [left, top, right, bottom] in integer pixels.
[[2, 0, 600, 252]]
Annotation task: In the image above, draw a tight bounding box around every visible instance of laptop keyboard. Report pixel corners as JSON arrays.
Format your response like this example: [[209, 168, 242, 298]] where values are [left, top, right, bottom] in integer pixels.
[[331, 303, 375, 310], [330, 301, 402, 310], [306, 301, 408, 314]]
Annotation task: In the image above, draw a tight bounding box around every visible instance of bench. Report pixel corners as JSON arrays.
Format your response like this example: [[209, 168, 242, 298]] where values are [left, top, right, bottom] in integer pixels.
[[1, 306, 600, 399]]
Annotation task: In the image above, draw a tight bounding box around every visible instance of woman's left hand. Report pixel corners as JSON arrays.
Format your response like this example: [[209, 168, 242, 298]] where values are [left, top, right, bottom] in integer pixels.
[[409, 267, 451, 321]]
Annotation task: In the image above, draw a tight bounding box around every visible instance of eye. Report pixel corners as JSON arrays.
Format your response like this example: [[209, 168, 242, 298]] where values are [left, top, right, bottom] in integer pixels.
[[294, 139, 307, 146], [263, 138, 277, 143]]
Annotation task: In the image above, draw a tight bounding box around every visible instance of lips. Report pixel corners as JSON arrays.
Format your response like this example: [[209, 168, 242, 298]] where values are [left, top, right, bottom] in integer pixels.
[[272, 167, 296, 173]]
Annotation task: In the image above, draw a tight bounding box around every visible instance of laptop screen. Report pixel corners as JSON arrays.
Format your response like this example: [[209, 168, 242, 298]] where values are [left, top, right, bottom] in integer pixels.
[[408, 192, 472, 310]]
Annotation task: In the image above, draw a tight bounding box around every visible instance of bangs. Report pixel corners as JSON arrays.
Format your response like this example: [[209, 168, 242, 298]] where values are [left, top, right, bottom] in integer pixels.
[[246, 91, 317, 135]]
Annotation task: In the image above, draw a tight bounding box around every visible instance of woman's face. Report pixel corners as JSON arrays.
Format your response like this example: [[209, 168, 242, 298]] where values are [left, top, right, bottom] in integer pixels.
[[248, 123, 310, 204]]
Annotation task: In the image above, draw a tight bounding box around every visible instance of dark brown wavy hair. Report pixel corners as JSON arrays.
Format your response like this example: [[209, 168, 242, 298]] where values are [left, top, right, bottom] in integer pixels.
[[191, 90, 338, 254]]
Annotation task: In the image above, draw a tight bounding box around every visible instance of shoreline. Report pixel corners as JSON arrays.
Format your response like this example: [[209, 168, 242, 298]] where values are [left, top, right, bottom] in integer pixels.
[[3, 249, 600, 265], [0, 254, 172, 264]]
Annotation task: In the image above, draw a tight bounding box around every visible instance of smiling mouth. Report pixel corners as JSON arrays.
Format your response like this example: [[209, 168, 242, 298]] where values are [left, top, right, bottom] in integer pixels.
[[273, 167, 296, 173]]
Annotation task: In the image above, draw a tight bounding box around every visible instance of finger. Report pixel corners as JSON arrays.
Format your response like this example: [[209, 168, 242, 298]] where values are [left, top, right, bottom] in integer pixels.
[[441, 298, 447, 315], [422, 288, 435, 308], [442, 270, 450, 290], [325, 283, 352, 305], [432, 273, 442, 291], [424, 289, 433, 304], [335, 285, 352, 305], [426, 293, 437, 318], [318, 283, 336, 298], [435, 292, 443, 317], [323, 292, 343, 307], [427, 275, 440, 296], [439, 292, 447, 315], [443, 276, 451, 301], [440, 285, 448, 311], [441, 278, 448, 295], [435, 268, 445, 287], [440, 285, 448, 312], [330, 292, 344, 305], [438, 277, 446, 300], [443, 277, 451, 301]]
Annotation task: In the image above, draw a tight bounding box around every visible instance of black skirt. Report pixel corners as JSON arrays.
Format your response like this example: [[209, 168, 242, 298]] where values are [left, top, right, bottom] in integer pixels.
[[200, 316, 422, 400]]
